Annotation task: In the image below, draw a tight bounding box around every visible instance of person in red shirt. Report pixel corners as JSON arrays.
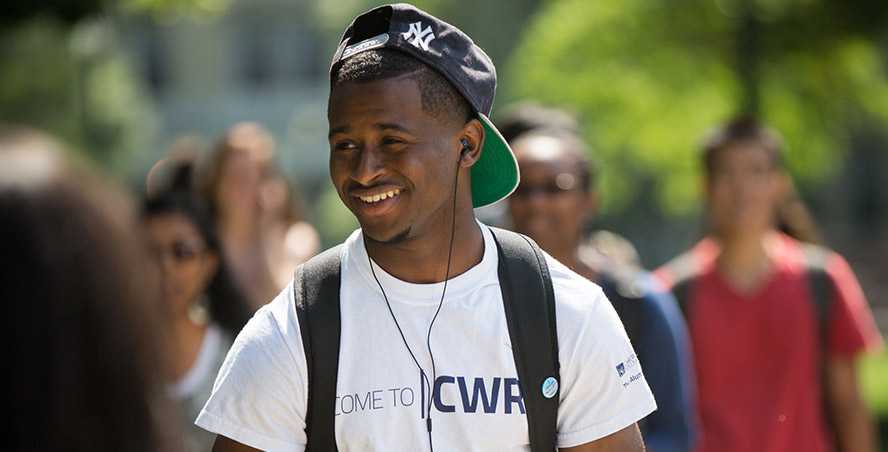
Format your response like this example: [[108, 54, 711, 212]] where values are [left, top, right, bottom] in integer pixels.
[[655, 116, 883, 452]]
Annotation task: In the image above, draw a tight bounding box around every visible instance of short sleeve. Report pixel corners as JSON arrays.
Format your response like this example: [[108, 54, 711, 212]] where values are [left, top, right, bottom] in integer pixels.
[[550, 261, 657, 448], [195, 283, 309, 452], [824, 253, 883, 358]]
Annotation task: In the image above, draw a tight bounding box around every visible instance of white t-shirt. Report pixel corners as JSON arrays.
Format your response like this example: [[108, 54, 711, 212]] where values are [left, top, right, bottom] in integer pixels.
[[196, 224, 656, 451], [170, 324, 225, 400]]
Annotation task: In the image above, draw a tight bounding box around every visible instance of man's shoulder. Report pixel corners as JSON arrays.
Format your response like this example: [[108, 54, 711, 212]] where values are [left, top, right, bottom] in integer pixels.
[[542, 253, 624, 347], [196, 282, 309, 451], [299, 231, 361, 270], [291, 230, 365, 290], [227, 282, 302, 363], [773, 233, 843, 275], [654, 238, 718, 290], [326, 230, 365, 259], [544, 251, 608, 309]]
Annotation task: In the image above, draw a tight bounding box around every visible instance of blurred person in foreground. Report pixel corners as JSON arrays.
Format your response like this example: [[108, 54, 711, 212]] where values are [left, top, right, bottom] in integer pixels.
[[507, 128, 696, 452], [655, 117, 883, 452], [142, 161, 253, 452], [3, 125, 181, 452], [199, 122, 319, 310]]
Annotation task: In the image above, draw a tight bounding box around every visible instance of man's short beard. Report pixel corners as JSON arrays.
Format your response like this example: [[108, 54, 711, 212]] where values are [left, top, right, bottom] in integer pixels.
[[366, 226, 412, 245]]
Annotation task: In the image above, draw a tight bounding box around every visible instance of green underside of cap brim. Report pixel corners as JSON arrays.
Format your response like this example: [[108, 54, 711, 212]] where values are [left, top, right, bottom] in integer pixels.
[[471, 114, 519, 208]]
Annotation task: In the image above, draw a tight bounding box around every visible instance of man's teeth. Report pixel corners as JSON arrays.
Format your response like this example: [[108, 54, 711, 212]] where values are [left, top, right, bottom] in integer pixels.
[[359, 189, 400, 203]]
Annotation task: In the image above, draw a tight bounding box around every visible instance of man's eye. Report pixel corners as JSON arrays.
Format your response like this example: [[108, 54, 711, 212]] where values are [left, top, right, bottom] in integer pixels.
[[381, 137, 406, 146], [333, 141, 357, 151]]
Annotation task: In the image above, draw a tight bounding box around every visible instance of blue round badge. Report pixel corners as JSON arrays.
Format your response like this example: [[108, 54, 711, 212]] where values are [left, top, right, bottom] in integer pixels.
[[541, 376, 558, 399]]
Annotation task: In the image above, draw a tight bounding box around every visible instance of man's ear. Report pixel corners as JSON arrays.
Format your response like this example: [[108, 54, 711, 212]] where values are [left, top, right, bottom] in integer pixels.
[[457, 118, 484, 168]]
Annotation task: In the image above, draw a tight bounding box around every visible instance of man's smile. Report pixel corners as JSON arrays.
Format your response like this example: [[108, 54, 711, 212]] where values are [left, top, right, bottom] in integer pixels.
[[348, 184, 405, 218], [353, 187, 401, 204]]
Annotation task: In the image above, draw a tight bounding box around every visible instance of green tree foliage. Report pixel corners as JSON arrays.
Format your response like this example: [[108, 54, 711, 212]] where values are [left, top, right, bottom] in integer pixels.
[[119, 0, 233, 18], [507, 0, 888, 215], [2, 1, 109, 26], [2, 0, 232, 26], [0, 19, 156, 172], [0, 0, 233, 173]]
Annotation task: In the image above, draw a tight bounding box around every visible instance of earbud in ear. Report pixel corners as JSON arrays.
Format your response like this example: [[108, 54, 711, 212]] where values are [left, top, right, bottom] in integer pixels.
[[459, 138, 471, 161]]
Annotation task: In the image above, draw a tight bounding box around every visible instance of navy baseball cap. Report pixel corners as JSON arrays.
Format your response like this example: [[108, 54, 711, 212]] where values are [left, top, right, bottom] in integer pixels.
[[329, 3, 519, 208]]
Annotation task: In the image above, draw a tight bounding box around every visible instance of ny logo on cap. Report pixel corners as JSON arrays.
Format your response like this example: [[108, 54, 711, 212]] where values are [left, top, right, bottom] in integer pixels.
[[402, 22, 435, 51]]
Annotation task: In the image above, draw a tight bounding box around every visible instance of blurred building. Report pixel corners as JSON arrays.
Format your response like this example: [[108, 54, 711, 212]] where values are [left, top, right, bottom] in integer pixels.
[[118, 0, 332, 188]]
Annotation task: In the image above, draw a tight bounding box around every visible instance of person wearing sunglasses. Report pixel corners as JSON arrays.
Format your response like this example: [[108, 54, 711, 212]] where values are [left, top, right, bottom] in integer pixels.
[[507, 128, 697, 452], [142, 173, 252, 452]]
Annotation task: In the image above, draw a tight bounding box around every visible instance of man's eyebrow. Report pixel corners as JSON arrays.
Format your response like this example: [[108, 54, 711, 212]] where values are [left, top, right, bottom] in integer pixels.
[[329, 123, 413, 139], [376, 123, 412, 134], [328, 126, 349, 139]]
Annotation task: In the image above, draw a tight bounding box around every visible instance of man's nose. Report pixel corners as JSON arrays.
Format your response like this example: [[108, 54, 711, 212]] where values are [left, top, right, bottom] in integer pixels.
[[351, 146, 385, 186]]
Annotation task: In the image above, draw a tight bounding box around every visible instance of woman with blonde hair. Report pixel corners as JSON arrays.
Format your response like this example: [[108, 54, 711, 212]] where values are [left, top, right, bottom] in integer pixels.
[[199, 122, 318, 309]]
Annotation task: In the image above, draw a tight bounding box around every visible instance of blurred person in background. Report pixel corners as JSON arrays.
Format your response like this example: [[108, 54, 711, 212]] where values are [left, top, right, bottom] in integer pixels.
[[776, 176, 823, 245], [656, 116, 883, 452], [258, 166, 320, 294], [471, 100, 583, 225], [142, 161, 253, 452], [507, 128, 696, 452], [146, 135, 206, 198], [199, 122, 318, 310], [583, 230, 642, 269], [3, 125, 181, 452], [496, 101, 582, 144]]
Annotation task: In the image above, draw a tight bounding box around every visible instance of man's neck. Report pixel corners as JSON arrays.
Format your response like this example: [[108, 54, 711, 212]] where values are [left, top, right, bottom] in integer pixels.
[[365, 215, 484, 284], [715, 228, 775, 293]]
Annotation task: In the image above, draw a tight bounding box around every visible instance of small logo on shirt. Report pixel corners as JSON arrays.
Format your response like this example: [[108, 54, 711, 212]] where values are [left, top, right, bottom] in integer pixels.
[[616, 363, 626, 377], [616, 353, 638, 377], [541, 376, 558, 399], [616, 353, 643, 388]]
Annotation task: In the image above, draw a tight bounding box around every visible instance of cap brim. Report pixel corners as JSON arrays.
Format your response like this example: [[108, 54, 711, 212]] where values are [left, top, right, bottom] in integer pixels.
[[471, 113, 519, 208]]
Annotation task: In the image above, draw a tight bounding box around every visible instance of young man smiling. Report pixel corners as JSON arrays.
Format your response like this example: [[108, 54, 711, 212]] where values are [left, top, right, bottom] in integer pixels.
[[656, 117, 882, 452], [197, 4, 656, 451]]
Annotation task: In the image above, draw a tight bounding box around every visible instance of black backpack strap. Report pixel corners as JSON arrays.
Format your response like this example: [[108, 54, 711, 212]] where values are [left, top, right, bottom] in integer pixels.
[[800, 244, 835, 440], [489, 227, 560, 452], [293, 245, 343, 452], [800, 244, 833, 352]]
